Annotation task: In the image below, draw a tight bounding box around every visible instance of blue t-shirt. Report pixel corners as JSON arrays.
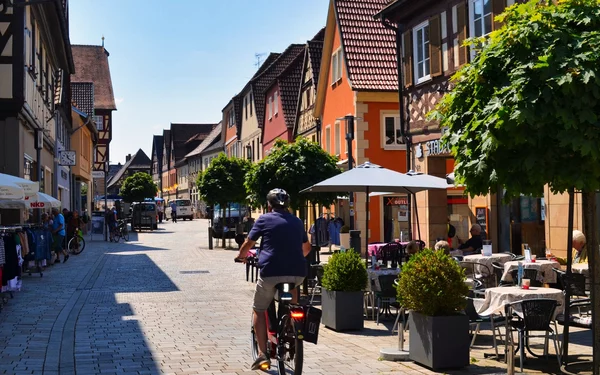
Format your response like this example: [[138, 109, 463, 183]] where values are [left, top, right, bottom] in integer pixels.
[[249, 210, 308, 278], [52, 213, 66, 236]]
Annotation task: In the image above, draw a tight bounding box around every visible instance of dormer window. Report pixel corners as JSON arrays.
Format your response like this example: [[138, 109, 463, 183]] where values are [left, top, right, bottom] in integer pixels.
[[228, 110, 235, 128]]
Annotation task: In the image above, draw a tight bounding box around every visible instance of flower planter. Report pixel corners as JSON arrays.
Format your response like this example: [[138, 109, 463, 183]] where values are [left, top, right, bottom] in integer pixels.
[[321, 289, 364, 331], [409, 311, 470, 370]]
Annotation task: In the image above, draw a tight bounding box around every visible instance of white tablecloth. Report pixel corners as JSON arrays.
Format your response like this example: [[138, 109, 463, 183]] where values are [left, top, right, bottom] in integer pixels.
[[501, 260, 561, 284], [464, 253, 512, 275], [571, 263, 589, 277], [474, 286, 564, 317]]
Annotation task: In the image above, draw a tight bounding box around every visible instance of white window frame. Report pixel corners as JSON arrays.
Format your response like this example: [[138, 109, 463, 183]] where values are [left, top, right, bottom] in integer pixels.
[[381, 111, 406, 150], [94, 115, 103, 131], [331, 49, 343, 84], [412, 20, 431, 85], [325, 125, 331, 153], [268, 96, 273, 120], [334, 121, 341, 156], [273, 91, 279, 115], [469, 0, 493, 59]]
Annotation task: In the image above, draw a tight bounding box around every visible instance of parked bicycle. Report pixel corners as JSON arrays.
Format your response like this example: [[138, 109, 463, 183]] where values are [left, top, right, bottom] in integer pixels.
[[67, 228, 86, 255], [112, 220, 129, 242], [235, 258, 321, 375]]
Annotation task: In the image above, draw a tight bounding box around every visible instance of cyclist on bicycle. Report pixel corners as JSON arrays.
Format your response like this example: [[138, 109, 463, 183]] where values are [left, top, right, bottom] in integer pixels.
[[235, 188, 311, 370]]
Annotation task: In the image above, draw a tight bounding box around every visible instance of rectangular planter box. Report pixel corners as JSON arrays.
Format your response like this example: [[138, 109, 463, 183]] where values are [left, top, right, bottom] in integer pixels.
[[409, 311, 470, 370], [321, 289, 364, 331]]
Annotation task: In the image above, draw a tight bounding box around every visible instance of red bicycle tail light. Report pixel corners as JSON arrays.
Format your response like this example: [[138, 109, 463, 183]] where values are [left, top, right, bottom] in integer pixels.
[[291, 311, 304, 319]]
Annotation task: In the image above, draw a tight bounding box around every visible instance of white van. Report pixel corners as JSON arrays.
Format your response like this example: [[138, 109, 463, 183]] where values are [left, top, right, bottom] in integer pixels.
[[166, 199, 194, 221]]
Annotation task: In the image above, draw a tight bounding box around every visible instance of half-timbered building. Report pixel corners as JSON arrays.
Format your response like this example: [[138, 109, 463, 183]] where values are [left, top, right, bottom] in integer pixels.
[[294, 28, 325, 144], [71, 44, 117, 198], [0, 0, 74, 222]]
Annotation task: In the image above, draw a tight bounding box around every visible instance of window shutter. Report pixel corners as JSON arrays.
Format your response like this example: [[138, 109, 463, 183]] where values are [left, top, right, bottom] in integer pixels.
[[456, 2, 468, 67], [402, 30, 413, 87], [429, 15, 443, 77], [492, 0, 506, 30]]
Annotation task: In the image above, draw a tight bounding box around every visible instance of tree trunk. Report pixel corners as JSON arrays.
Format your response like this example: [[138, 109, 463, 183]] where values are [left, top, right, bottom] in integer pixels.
[[581, 191, 599, 375], [221, 206, 226, 248]]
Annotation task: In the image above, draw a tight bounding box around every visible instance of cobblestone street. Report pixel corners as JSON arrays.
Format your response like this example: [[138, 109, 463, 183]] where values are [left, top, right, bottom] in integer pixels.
[[0, 219, 592, 375]]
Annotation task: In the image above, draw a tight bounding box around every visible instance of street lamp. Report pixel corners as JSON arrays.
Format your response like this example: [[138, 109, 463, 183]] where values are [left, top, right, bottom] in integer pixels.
[[337, 115, 362, 231]]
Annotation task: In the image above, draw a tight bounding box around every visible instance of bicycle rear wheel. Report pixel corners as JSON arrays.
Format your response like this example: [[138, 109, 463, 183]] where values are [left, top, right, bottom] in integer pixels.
[[122, 227, 130, 242], [113, 231, 120, 243], [277, 315, 303, 375]]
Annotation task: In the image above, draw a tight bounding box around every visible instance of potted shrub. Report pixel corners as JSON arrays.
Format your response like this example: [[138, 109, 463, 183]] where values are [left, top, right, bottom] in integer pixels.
[[321, 250, 368, 331], [339, 225, 350, 250], [397, 248, 470, 370]]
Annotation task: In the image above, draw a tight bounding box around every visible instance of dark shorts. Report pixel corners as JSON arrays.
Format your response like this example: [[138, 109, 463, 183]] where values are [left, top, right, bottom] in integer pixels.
[[53, 234, 65, 253]]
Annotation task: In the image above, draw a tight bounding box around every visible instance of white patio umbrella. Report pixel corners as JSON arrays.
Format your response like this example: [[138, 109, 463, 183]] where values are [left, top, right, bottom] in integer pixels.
[[0, 192, 61, 210], [0, 182, 25, 200], [0, 173, 39, 195], [25, 192, 61, 209], [300, 162, 449, 258]]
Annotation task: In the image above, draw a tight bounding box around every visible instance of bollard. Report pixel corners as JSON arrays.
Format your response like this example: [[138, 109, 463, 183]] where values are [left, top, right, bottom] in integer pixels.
[[208, 227, 213, 250], [349, 230, 361, 254]]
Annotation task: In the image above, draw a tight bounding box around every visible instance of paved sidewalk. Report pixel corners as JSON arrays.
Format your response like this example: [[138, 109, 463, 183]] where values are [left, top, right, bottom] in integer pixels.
[[0, 219, 592, 374]]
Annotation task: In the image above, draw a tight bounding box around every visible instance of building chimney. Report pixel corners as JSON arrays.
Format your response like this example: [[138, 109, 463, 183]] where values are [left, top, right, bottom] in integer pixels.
[[126, 154, 132, 162]]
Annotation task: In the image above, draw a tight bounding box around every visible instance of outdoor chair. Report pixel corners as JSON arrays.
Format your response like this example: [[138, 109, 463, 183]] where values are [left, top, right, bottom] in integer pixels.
[[460, 261, 494, 287], [507, 299, 561, 372], [465, 290, 506, 358], [491, 261, 511, 286], [375, 274, 398, 325], [391, 278, 409, 334], [309, 264, 325, 304], [553, 269, 592, 331], [381, 242, 401, 269], [510, 268, 542, 287]]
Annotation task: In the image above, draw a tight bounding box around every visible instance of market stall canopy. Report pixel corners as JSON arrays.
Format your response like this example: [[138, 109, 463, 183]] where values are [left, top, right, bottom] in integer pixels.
[[0, 173, 39, 195]]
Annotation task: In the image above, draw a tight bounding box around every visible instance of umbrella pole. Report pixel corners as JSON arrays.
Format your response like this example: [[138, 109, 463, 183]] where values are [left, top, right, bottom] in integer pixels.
[[412, 193, 421, 242], [562, 187, 574, 364], [365, 186, 370, 264]]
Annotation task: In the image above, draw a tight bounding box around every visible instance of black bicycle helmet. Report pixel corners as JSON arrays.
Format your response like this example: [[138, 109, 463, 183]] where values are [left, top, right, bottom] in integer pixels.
[[267, 188, 290, 209]]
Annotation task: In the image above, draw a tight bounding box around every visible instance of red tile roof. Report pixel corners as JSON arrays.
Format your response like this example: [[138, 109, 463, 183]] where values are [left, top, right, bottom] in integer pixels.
[[71, 45, 117, 110], [252, 44, 306, 129], [277, 55, 304, 128], [334, 0, 398, 91]]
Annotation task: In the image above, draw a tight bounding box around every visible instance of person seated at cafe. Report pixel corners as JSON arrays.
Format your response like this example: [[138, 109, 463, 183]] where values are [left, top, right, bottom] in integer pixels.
[[572, 230, 588, 264], [457, 224, 483, 255], [404, 240, 421, 262], [434, 240, 451, 255]]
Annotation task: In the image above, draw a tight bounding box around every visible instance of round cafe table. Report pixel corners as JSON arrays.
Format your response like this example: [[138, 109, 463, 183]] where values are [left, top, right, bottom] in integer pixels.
[[474, 286, 564, 318]]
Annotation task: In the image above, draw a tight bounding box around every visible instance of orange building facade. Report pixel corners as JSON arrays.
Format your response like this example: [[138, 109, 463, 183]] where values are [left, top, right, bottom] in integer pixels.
[[314, 0, 408, 247]]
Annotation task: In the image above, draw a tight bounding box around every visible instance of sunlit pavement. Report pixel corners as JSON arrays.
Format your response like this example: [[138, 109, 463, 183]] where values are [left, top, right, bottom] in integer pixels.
[[0, 219, 592, 374]]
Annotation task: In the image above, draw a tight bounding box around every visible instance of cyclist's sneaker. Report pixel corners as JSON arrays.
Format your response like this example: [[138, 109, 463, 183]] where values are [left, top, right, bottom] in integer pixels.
[[63, 255, 69, 263], [251, 354, 270, 371]]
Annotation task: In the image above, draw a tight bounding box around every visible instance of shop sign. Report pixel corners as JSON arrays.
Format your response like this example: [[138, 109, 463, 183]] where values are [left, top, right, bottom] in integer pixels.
[[30, 202, 45, 208], [416, 127, 450, 158], [385, 197, 408, 206]]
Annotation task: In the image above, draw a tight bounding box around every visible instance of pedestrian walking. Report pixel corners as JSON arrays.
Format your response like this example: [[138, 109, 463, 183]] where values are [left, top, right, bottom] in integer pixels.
[[170, 201, 177, 223], [51, 208, 69, 264]]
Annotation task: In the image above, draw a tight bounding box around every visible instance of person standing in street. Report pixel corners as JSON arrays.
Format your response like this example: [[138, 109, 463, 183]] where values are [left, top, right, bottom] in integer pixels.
[[51, 208, 69, 264], [170, 200, 177, 223], [157, 202, 164, 223]]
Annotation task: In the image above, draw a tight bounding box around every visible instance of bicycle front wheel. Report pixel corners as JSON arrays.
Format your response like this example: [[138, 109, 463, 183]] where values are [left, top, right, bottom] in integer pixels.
[[277, 315, 303, 375], [122, 228, 129, 242], [68, 236, 85, 255]]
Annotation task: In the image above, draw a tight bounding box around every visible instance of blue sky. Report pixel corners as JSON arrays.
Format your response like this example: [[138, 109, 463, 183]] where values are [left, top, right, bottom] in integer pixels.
[[69, 0, 329, 164]]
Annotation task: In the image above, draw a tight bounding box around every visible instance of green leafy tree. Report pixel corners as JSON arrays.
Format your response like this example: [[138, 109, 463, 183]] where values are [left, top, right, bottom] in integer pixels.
[[197, 153, 252, 247], [120, 172, 158, 203], [245, 138, 341, 212], [431, 0, 600, 366]]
